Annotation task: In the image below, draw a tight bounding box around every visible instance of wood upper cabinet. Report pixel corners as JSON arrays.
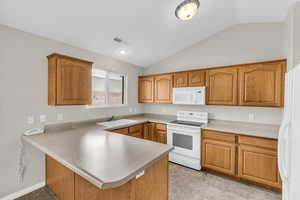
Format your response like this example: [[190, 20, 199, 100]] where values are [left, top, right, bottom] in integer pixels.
[[238, 60, 286, 107], [154, 74, 173, 104], [238, 136, 281, 189], [139, 76, 154, 103], [48, 53, 93, 106], [188, 70, 206, 87], [206, 67, 238, 105], [173, 72, 188, 88], [202, 130, 236, 176]]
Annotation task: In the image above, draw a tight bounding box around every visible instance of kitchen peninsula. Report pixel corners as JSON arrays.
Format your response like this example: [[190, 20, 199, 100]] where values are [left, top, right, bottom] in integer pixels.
[[23, 120, 173, 200]]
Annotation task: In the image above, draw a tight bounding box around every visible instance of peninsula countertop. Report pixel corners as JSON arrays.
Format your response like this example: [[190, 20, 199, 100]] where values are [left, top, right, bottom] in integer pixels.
[[23, 113, 280, 189], [23, 122, 173, 189]]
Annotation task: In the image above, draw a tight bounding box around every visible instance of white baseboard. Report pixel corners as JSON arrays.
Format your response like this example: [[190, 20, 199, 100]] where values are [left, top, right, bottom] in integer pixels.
[[0, 182, 45, 200]]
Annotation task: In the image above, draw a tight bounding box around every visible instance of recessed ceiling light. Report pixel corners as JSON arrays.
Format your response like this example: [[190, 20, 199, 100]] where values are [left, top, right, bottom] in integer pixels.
[[117, 48, 129, 56], [120, 49, 127, 55], [175, 0, 200, 20]]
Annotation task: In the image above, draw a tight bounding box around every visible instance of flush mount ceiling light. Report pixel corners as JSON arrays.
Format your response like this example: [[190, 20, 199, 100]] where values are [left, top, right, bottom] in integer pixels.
[[175, 0, 200, 20]]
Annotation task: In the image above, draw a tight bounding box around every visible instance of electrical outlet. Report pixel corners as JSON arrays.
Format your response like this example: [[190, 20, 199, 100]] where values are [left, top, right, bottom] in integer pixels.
[[134, 108, 137, 113], [57, 113, 63, 121], [27, 116, 34, 125], [40, 115, 47, 123], [248, 113, 255, 121], [129, 108, 133, 113]]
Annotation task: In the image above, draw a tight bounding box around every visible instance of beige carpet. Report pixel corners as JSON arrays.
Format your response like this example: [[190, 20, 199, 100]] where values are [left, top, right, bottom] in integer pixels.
[[17, 163, 281, 200]]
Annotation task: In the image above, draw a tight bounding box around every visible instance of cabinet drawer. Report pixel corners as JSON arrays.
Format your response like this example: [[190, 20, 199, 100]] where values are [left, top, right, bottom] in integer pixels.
[[156, 123, 167, 131], [129, 124, 143, 133], [202, 130, 236, 143], [238, 136, 277, 150]]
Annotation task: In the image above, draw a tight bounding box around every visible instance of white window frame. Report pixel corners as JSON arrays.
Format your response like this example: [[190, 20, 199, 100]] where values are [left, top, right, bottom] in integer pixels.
[[86, 69, 128, 109]]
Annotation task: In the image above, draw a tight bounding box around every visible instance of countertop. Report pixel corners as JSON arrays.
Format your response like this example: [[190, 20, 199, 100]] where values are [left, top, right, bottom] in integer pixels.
[[23, 113, 280, 189], [124, 114, 280, 139], [23, 121, 173, 189]]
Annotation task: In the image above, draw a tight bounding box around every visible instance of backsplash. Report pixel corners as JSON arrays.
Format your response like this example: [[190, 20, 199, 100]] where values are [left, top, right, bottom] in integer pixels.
[[143, 104, 283, 125]]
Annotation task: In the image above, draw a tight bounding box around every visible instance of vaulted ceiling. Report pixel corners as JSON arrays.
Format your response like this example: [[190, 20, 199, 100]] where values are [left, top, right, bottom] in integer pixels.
[[0, 0, 293, 67]]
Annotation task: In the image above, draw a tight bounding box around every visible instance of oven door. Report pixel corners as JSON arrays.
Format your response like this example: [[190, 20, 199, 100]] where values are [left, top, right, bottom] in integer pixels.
[[167, 126, 201, 159]]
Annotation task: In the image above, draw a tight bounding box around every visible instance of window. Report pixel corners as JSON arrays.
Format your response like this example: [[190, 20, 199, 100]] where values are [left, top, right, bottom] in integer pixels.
[[92, 68, 126, 106]]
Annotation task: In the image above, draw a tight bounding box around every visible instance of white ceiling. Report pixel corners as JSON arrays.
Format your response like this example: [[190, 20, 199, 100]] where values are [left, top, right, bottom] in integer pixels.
[[0, 0, 292, 67]]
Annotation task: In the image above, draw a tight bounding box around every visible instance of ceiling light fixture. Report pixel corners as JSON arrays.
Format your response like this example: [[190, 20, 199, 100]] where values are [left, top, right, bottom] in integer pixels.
[[175, 0, 200, 20], [120, 49, 127, 55]]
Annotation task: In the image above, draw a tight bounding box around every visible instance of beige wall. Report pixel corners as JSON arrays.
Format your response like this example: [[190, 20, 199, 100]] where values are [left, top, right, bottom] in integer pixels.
[[143, 23, 286, 125], [0, 25, 143, 198]]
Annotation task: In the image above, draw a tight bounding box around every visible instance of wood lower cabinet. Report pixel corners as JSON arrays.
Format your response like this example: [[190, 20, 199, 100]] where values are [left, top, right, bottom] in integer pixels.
[[48, 53, 93, 106], [129, 124, 143, 138], [155, 123, 167, 144], [173, 72, 188, 88], [154, 74, 173, 104], [201, 130, 281, 190], [47, 155, 168, 200], [206, 67, 238, 105], [144, 123, 156, 141], [46, 156, 75, 200], [139, 76, 155, 103], [156, 130, 167, 144], [202, 130, 236, 176], [238, 136, 281, 189], [113, 128, 129, 135], [239, 61, 285, 107], [112, 123, 167, 144], [188, 70, 206, 87]]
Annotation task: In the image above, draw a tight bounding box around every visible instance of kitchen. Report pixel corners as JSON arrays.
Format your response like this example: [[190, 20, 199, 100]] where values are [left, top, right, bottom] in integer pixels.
[[0, 0, 300, 200]]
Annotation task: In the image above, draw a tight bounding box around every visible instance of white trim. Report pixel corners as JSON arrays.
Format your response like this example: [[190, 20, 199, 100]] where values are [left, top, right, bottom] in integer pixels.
[[0, 182, 45, 200]]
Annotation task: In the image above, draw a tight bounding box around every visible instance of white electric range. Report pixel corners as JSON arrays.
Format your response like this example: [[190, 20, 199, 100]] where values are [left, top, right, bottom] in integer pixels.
[[167, 111, 208, 170]]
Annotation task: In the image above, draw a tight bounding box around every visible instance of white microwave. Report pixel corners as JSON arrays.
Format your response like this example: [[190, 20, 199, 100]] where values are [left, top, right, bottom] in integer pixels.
[[173, 87, 206, 105]]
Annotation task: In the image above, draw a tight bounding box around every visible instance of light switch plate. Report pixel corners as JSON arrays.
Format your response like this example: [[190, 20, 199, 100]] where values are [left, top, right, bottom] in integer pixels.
[[27, 116, 34, 125], [57, 113, 63, 121], [248, 113, 255, 121]]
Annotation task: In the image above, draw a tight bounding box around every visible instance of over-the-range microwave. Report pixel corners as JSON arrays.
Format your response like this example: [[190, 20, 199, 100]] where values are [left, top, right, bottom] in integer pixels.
[[173, 87, 206, 105]]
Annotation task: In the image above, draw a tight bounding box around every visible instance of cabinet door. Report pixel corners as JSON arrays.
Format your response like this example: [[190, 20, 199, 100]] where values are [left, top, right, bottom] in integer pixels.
[[188, 70, 206, 87], [139, 76, 154, 103], [239, 61, 285, 107], [57, 58, 92, 105], [129, 124, 143, 138], [238, 144, 281, 189], [202, 139, 236, 175], [173, 72, 188, 88], [206, 67, 238, 105], [156, 130, 167, 144], [144, 123, 156, 141], [154, 74, 173, 104]]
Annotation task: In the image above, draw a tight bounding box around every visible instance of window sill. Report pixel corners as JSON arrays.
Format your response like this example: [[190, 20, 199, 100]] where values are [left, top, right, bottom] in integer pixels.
[[85, 104, 129, 109]]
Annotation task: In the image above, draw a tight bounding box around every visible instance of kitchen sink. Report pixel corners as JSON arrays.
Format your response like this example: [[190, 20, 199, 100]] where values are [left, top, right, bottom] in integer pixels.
[[97, 119, 138, 128]]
